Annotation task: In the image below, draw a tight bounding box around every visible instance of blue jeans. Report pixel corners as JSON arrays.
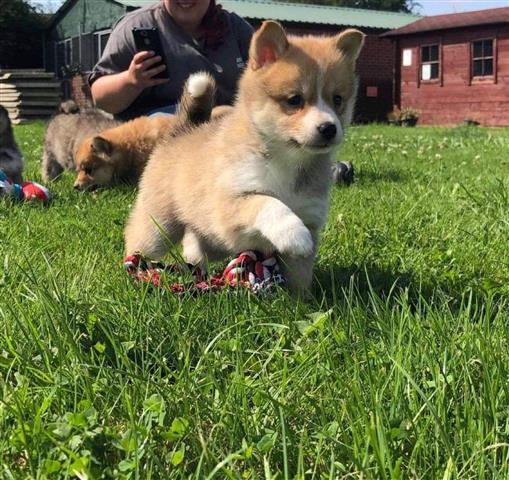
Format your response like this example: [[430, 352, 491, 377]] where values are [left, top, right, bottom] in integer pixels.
[[148, 104, 177, 117]]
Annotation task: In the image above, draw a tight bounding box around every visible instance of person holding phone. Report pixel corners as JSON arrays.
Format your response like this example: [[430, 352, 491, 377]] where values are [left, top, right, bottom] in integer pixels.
[[89, 0, 253, 119]]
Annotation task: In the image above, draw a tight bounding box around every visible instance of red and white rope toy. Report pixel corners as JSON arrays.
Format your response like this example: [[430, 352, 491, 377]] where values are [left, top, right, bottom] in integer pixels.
[[0, 169, 51, 203], [124, 250, 285, 295]]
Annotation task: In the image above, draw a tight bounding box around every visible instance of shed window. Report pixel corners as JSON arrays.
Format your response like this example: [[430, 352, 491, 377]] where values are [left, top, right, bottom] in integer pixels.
[[64, 39, 72, 65], [94, 30, 111, 64], [420, 44, 439, 80], [472, 39, 494, 77], [55, 39, 72, 77]]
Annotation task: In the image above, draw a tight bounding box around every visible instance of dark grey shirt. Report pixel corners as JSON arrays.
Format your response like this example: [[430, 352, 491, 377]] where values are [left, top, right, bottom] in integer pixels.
[[89, 1, 253, 119]]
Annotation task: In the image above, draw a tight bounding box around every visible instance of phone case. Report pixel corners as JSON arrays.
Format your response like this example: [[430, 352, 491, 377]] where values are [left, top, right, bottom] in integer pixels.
[[132, 27, 167, 79]]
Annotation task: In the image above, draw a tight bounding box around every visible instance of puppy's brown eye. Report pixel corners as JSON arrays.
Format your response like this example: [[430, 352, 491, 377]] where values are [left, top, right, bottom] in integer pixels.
[[333, 95, 343, 107], [84, 167, 93, 176], [287, 95, 304, 108]]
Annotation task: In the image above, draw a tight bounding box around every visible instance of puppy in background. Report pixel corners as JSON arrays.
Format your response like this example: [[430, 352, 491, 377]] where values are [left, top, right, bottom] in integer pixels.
[[0, 105, 24, 184], [41, 105, 120, 182], [74, 73, 216, 191], [57, 99, 81, 114], [74, 115, 173, 191], [125, 21, 364, 295]]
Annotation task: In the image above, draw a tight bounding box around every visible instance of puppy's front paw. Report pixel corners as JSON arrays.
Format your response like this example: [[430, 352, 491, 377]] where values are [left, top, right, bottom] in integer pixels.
[[274, 217, 314, 256], [256, 201, 313, 256]]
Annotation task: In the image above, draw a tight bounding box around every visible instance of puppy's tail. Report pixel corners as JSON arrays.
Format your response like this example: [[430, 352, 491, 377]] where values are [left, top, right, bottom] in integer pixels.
[[174, 72, 216, 129]]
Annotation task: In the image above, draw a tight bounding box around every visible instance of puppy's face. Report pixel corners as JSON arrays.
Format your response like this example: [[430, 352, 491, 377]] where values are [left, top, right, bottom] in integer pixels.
[[74, 136, 115, 191], [241, 22, 364, 155]]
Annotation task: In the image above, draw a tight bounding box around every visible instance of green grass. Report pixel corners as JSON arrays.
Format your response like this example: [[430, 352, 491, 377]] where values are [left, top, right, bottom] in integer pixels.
[[1, 122, 509, 478]]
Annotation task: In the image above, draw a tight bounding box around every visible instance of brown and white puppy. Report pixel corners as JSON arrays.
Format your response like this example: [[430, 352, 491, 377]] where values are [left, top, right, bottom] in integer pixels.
[[41, 106, 120, 182], [74, 73, 217, 191], [74, 115, 176, 191], [0, 105, 24, 184], [125, 21, 364, 295]]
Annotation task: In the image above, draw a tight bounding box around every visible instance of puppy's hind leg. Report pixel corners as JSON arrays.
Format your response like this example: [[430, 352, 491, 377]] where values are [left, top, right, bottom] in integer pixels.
[[174, 72, 216, 129], [41, 148, 63, 181], [124, 200, 184, 259]]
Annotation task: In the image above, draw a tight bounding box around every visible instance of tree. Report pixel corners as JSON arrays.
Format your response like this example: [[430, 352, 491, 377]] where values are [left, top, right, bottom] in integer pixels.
[[278, 0, 418, 13], [0, 0, 47, 69]]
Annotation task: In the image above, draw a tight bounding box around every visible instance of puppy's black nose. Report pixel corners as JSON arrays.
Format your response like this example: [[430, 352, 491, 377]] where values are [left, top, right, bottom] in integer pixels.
[[317, 122, 337, 140]]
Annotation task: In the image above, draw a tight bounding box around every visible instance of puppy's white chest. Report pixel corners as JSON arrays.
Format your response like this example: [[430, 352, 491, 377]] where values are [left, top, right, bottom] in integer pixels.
[[301, 193, 329, 222], [230, 153, 329, 230]]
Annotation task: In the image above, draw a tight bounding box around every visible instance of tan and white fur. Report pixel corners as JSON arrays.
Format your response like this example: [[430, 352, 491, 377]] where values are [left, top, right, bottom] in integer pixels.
[[125, 21, 364, 295], [74, 73, 217, 191]]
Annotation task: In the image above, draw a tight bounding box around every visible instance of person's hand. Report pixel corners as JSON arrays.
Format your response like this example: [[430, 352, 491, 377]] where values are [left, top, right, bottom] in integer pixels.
[[127, 51, 168, 89]]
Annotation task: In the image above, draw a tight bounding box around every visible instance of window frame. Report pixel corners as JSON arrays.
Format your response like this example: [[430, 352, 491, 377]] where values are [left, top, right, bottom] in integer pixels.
[[57, 38, 73, 66], [94, 29, 112, 64], [55, 38, 73, 78], [471, 38, 495, 80], [420, 43, 441, 83]]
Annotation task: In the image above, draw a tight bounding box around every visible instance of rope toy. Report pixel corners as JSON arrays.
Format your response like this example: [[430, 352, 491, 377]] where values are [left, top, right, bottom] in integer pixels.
[[0, 169, 51, 203], [124, 250, 285, 295]]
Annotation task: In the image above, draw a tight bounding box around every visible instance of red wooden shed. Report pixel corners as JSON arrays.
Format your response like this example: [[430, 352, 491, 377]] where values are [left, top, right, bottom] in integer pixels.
[[383, 7, 509, 126]]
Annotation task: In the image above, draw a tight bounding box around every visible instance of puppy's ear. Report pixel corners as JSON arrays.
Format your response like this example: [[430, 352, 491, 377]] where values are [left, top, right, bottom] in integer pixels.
[[249, 21, 289, 70], [334, 29, 365, 62], [91, 136, 112, 157]]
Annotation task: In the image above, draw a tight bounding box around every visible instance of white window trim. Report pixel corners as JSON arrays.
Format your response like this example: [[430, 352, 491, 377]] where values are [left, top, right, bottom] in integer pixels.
[[420, 43, 440, 81], [57, 38, 74, 65], [65, 38, 73, 65], [94, 29, 112, 61]]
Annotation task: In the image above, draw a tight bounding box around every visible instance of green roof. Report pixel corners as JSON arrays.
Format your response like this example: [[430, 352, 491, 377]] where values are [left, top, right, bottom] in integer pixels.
[[113, 0, 420, 30]]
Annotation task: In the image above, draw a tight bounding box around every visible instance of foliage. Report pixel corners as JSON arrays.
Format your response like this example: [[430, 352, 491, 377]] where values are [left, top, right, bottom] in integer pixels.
[[0, 0, 47, 69], [61, 63, 85, 79], [275, 0, 419, 13], [1, 123, 509, 477]]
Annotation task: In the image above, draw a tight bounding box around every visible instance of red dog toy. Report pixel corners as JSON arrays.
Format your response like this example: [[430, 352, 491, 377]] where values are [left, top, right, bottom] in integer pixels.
[[21, 181, 51, 202], [0, 169, 51, 203]]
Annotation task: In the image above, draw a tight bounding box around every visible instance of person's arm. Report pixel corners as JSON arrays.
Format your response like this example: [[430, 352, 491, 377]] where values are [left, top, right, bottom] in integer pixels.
[[91, 51, 168, 114]]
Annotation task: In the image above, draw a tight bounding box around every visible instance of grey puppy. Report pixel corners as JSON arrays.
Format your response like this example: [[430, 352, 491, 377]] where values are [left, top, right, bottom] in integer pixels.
[[0, 105, 24, 183], [41, 104, 120, 181]]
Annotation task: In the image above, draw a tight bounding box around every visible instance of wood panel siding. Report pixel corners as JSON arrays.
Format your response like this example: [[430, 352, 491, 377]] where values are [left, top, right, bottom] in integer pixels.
[[355, 35, 395, 122]]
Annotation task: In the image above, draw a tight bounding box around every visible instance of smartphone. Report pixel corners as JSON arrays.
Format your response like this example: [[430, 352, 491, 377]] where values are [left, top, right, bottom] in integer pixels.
[[132, 27, 168, 79]]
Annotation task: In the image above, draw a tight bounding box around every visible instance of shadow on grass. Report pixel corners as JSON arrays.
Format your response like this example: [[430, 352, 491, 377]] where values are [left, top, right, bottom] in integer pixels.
[[312, 262, 502, 316], [356, 167, 408, 184]]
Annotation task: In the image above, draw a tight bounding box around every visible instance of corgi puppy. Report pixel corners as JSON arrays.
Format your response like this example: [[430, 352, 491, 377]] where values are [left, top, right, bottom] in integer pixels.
[[41, 106, 120, 182], [74, 73, 216, 191], [74, 115, 174, 191], [125, 21, 364, 294]]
